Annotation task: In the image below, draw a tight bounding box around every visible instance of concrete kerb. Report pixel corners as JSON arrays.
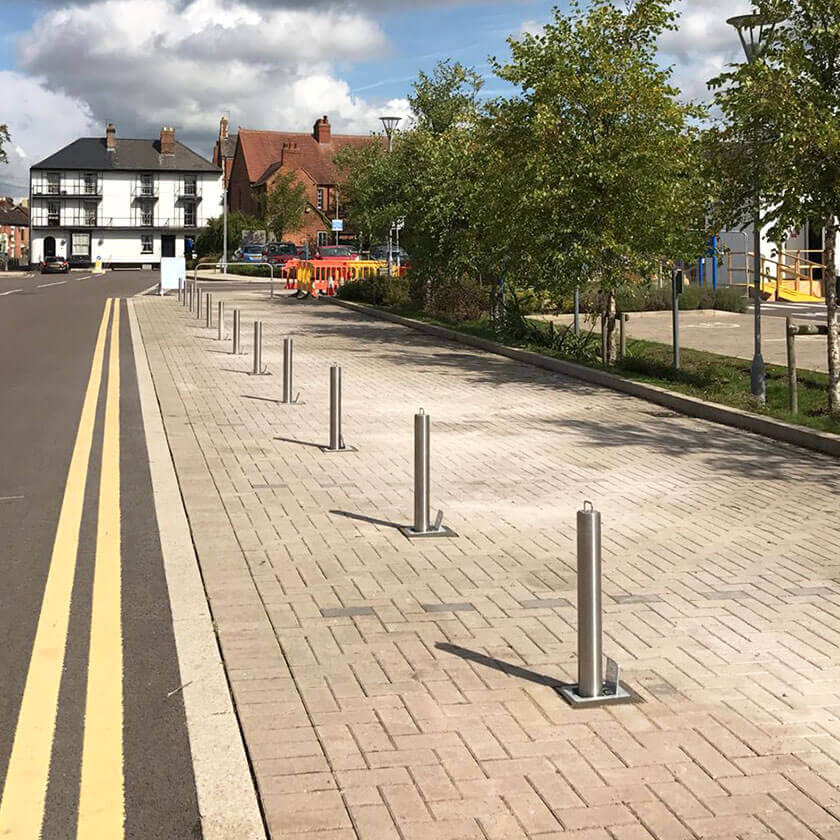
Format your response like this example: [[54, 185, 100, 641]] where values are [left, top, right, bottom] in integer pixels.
[[127, 299, 267, 840], [325, 297, 840, 459]]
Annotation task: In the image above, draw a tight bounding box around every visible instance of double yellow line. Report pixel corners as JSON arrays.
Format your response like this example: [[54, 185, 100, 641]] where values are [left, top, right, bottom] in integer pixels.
[[0, 299, 124, 839]]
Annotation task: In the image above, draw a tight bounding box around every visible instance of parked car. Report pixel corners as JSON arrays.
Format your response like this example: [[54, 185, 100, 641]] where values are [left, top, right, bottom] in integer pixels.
[[370, 244, 410, 264], [315, 245, 358, 261], [263, 242, 298, 265], [239, 244, 266, 264], [41, 256, 70, 274]]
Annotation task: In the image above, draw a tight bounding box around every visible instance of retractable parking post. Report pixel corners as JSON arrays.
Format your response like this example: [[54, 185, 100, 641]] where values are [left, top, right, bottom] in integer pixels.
[[282, 339, 301, 404], [232, 308, 241, 355], [252, 321, 266, 375], [206, 293, 213, 329], [217, 300, 224, 341], [558, 502, 631, 707], [399, 410, 455, 539], [321, 366, 353, 452]]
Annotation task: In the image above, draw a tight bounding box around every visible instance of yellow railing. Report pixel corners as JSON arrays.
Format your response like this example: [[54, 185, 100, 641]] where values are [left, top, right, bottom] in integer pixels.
[[725, 251, 825, 300]]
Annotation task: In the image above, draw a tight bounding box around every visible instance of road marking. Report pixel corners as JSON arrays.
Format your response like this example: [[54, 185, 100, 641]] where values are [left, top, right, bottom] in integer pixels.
[[0, 495, 24, 502], [0, 299, 113, 839], [0, 288, 22, 296], [77, 302, 124, 838], [37, 280, 67, 288]]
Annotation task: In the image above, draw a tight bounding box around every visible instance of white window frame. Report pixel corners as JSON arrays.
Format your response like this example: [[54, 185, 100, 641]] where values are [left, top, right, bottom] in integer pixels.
[[47, 172, 61, 195], [47, 202, 60, 226], [317, 188, 324, 211], [317, 230, 329, 246], [140, 234, 153, 254], [184, 204, 196, 227]]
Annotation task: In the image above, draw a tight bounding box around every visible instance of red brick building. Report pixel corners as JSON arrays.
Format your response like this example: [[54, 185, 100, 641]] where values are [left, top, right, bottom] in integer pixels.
[[221, 116, 378, 247], [0, 199, 29, 266], [212, 116, 236, 188]]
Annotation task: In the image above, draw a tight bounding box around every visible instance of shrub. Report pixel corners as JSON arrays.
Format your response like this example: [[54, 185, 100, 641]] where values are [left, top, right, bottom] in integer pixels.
[[713, 286, 747, 313], [677, 285, 702, 310], [427, 274, 489, 322], [336, 275, 409, 307]]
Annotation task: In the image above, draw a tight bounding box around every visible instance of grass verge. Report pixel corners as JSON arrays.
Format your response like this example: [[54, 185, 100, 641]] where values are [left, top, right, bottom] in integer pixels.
[[373, 303, 840, 436]]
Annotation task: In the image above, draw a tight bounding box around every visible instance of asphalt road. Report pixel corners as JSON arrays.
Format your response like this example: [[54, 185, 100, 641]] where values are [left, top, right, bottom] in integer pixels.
[[0, 270, 202, 838]]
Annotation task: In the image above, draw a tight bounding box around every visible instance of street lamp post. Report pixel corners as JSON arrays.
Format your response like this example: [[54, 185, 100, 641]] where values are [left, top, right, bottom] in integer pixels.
[[727, 13, 781, 405], [380, 116, 402, 276]]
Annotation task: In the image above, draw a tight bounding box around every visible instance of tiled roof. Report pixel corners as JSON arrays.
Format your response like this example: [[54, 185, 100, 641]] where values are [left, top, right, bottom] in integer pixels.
[[32, 138, 220, 172], [238, 129, 379, 187], [0, 205, 29, 226]]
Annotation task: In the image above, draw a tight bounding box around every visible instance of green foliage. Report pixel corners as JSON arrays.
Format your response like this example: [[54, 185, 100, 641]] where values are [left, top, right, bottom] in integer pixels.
[[336, 275, 410, 307], [263, 171, 307, 241], [196, 212, 263, 256], [490, 0, 708, 298], [707, 0, 840, 411]]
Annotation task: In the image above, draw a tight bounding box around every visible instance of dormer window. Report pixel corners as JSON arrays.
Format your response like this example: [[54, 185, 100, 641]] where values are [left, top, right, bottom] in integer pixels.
[[317, 188, 324, 211]]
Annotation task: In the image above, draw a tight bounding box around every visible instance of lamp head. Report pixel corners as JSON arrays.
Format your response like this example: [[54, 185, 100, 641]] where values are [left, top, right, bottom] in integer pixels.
[[379, 116, 402, 137], [727, 13, 781, 63]]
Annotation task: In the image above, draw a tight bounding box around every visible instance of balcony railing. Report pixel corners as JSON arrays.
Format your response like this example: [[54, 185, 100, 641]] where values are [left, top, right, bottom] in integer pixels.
[[31, 216, 200, 229], [32, 175, 103, 197]]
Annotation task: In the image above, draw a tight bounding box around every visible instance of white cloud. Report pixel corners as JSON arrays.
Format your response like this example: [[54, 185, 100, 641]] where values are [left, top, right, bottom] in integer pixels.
[[13, 0, 412, 162], [0, 71, 96, 195]]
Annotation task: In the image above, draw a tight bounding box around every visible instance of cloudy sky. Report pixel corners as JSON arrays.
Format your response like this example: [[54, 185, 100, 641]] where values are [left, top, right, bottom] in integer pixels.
[[0, 0, 750, 196]]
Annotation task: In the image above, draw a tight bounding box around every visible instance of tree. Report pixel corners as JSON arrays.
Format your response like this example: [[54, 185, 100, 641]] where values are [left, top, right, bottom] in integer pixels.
[[196, 210, 262, 256], [0, 124, 9, 165], [262, 171, 307, 241], [491, 0, 707, 360], [708, 0, 840, 415]]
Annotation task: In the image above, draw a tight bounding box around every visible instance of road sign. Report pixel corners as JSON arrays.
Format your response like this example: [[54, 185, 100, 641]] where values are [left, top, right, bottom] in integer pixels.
[[331, 219, 344, 232]]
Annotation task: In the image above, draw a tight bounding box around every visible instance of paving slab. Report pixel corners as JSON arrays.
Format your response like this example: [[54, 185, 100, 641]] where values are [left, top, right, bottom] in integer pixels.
[[135, 290, 840, 840]]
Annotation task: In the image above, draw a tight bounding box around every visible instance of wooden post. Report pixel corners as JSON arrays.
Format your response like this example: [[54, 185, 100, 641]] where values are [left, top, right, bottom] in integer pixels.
[[786, 316, 798, 416]]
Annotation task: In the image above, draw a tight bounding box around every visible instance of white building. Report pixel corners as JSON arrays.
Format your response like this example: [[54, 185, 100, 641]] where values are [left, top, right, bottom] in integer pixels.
[[29, 124, 222, 267]]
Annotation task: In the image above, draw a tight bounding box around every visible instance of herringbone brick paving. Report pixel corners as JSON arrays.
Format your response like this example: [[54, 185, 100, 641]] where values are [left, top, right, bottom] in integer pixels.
[[136, 289, 840, 840]]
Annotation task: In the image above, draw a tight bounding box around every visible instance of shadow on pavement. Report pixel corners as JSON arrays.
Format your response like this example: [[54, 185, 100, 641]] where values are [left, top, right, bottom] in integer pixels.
[[330, 509, 404, 530], [436, 643, 564, 688]]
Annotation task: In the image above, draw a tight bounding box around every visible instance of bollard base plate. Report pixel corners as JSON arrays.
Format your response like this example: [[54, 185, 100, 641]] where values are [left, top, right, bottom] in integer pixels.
[[556, 682, 635, 708], [399, 525, 458, 540], [319, 445, 358, 454]]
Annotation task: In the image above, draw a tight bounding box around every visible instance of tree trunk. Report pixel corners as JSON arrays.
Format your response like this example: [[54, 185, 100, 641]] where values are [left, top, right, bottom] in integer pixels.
[[824, 216, 840, 416]]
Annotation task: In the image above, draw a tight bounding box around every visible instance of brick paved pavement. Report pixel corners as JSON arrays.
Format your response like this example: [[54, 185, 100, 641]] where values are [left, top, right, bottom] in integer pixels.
[[135, 289, 840, 840]]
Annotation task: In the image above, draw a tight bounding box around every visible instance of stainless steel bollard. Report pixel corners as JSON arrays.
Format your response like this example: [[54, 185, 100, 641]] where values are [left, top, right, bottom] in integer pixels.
[[196, 288, 203, 320], [178, 278, 184, 304], [232, 309, 241, 355], [558, 502, 631, 707], [252, 321, 264, 375], [577, 501, 603, 699], [188, 281, 193, 311], [329, 366, 342, 449], [321, 366, 352, 452], [217, 300, 224, 341], [282, 338, 297, 403], [206, 293, 213, 329], [414, 410, 431, 534], [399, 410, 454, 539]]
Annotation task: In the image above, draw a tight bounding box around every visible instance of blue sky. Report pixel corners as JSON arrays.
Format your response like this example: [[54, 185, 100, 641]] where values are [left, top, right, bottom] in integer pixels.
[[0, 0, 745, 196]]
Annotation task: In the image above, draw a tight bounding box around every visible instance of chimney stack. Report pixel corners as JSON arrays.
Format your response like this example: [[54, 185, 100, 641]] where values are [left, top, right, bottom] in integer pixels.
[[313, 115, 331, 145], [220, 115, 229, 139], [160, 126, 175, 156], [106, 122, 117, 152]]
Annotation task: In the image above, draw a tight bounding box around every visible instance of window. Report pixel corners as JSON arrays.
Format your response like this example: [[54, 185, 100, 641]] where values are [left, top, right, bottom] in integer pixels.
[[316, 188, 324, 210], [84, 202, 97, 226], [47, 202, 60, 226], [47, 172, 60, 195], [140, 173, 154, 197], [72, 233, 90, 256], [141, 205, 154, 226], [184, 204, 196, 227], [183, 175, 197, 196], [317, 230, 329, 246], [84, 172, 98, 195], [141, 235, 153, 254]]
